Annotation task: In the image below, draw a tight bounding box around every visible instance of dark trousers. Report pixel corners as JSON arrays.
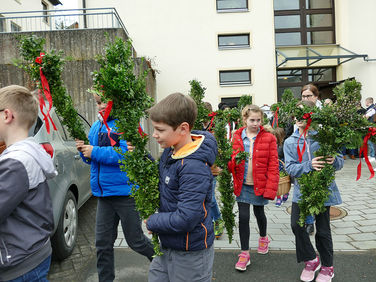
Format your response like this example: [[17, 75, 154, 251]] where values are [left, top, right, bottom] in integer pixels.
[[291, 202, 333, 266], [96, 196, 154, 282], [238, 202, 267, 251]]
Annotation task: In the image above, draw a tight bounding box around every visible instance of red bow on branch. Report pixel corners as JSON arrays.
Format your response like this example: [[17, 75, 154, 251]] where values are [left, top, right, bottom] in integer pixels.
[[207, 111, 217, 132], [99, 101, 147, 147], [297, 112, 313, 162], [272, 107, 279, 128], [35, 53, 57, 134], [356, 127, 376, 180]]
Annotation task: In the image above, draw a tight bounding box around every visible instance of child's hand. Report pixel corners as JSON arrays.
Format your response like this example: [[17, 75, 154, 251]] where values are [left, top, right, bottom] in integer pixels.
[[127, 141, 135, 152], [75, 139, 84, 152], [311, 156, 326, 171], [325, 156, 335, 165], [81, 145, 93, 158], [144, 219, 153, 234]]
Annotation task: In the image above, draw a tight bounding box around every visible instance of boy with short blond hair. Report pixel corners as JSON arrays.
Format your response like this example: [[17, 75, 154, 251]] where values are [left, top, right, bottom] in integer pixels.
[[0, 85, 57, 281], [146, 93, 217, 282]]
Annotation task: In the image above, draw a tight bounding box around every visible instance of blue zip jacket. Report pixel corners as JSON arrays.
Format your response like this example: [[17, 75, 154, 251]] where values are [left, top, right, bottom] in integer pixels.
[[283, 129, 344, 206], [80, 118, 132, 197], [146, 130, 217, 251]]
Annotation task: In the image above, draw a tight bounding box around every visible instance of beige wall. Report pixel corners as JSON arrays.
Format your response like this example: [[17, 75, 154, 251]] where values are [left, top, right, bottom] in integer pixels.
[[85, 0, 277, 109], [335, 0, 376, 105]]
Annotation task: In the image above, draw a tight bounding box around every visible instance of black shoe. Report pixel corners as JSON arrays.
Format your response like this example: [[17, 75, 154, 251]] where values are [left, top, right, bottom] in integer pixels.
[[306, 223, 314, 235]]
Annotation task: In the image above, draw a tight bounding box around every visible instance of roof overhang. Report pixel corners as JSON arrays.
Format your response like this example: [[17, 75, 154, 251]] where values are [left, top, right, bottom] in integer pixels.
[[49, 0, 62, 6], [276, 44, 368, 69]]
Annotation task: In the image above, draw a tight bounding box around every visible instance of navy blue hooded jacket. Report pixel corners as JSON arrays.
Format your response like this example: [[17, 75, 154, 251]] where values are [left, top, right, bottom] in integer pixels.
[[146, 130, 218, 251]]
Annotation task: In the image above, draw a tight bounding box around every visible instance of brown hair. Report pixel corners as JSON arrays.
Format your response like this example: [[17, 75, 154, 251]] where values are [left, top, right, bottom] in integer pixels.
[[366, 97, 374, 104], [0, 85, 38, 129], [241, 105, 263, 126], [296, 100, 316, 108], [301, 83, 319, 98], [148, 92, 197, 130]]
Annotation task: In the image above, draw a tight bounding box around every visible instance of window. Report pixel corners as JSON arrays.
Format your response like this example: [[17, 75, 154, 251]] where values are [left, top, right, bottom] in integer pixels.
[[274, 0, 299, 11], [218, 34, 250, 49], [0, 15, 5, 32], [274, 0, 335, 46], [305, 0, 332, 9], [220, 97, 244, 108], [217, 0, 248, 12], [11, 22, 21, 32], [277, 67, 336, 99], [42, 1, 48, 24], [219, 70, 251, 86]]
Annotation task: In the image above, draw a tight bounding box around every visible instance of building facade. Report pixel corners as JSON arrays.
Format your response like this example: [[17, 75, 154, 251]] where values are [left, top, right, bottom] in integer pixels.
[[82, 0, 277, 108], [0, 0, 61, 32]]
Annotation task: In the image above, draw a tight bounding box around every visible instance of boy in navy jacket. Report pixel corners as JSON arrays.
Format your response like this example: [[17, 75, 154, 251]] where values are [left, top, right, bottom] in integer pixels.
[[146, 93, 217, 282], [76, 94, 154, 281]]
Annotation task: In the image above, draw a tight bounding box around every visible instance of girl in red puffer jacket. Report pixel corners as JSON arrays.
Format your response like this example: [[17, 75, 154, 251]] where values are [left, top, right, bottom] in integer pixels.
[[228, 105, 279, 272]]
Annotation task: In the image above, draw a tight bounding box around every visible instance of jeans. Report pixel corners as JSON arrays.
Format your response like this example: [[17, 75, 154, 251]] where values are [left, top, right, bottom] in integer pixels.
[[6, 256, 51, 282], [305, 215, 315, 224], [96, 196, 154, 282], [291, 203, 333, 266], [210, 177, 222, 222], [367, 140, 375, 157]]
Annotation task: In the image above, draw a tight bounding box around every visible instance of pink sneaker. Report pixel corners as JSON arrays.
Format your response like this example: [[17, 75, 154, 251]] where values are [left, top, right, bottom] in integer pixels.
[[300, 256, 321, 282], [257, 236, 270, 254], [235, 251, 250, 271], [316, 266, 334, 282]]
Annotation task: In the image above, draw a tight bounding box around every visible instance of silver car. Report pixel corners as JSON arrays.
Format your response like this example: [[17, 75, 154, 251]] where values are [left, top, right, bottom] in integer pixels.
[[29, 107, 92, 261]]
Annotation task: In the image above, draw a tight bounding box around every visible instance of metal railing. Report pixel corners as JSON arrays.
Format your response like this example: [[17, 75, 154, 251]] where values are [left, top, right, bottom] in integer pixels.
[[0, 8, 128, 35]]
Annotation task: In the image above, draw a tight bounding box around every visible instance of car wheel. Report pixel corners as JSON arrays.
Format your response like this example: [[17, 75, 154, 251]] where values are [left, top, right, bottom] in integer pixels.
[[52, 190, 78, 260]]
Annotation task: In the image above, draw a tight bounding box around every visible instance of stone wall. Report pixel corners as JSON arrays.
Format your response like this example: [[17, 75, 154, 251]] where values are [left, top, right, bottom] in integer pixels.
[[0, 28, 159, 156]]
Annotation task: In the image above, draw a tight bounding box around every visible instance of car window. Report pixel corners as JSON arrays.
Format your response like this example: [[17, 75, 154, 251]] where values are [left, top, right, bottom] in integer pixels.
[[29, 117, 43, 137], [61, 114, 91, 141]]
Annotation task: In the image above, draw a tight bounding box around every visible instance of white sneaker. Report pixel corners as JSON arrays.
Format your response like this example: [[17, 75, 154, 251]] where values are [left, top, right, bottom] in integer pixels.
[[369, 157, 376, 163]]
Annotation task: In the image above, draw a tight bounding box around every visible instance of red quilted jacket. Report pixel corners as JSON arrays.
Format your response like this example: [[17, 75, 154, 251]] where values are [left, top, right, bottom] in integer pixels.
[[228, 126, 279, 199]]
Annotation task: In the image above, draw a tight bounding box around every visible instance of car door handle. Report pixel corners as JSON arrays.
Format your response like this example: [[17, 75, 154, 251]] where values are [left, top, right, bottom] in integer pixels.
[[74, 155, 81, 160]]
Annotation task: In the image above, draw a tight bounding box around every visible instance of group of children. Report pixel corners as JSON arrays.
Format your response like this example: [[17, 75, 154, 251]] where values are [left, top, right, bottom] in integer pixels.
[[0, 84, 341, 282]]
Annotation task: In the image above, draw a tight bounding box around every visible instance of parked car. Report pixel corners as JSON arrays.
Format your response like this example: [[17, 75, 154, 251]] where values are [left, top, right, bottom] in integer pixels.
[[29, 107, 92, 261]]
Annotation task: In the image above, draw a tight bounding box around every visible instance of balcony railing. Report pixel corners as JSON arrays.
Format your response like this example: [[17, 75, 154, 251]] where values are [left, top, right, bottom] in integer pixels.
[[0, 8, 128, 35]]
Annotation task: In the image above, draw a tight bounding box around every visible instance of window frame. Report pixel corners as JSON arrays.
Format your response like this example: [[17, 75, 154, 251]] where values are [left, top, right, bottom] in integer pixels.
[[274, 0, 335, 46], [219, 69, 252, 86], [42, 1, 49, 24], [10, 21, 21, 32], [0, 15, 5, 32], [218, 33, 250, 50], [216, 0, 249, 13]]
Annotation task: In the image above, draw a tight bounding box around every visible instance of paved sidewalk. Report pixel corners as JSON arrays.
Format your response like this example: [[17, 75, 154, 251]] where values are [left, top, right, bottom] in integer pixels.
[[114, 158, 376, 251]]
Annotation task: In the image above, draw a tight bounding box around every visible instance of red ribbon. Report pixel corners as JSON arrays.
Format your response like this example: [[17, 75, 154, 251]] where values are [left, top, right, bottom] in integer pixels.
[[35, 53, 57, 134], [99, 101, 146, 147], [208, 112, 217, 131], [297, 112, 313, 163], [98, 101, 118, 147], [272, 107, 279, 128], [356, 127, 376, 180]]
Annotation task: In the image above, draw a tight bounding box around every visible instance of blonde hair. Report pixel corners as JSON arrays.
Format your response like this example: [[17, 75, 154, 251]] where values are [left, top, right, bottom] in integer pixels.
[[0, 85, 38, 129], [148, 92, 197, 130], [241, 105, 263, 126]]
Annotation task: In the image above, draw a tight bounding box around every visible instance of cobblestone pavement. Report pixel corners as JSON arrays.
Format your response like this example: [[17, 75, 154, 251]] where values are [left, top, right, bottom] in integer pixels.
[[48, 197, 97, 282], [48, 158, 376, 281], [114, 158, 376, 251]]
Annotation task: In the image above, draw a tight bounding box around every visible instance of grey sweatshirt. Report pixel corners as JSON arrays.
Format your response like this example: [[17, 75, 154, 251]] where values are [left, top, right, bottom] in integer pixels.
[[0, 137, 57, 281]]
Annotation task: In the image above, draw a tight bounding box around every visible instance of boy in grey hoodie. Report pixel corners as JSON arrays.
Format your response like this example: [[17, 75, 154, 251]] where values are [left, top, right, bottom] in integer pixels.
[[0, 85, 57, 281]]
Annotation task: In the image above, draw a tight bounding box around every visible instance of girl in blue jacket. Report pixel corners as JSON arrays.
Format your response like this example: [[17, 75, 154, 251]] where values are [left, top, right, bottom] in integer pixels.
[[283, 100, 343, 282]]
